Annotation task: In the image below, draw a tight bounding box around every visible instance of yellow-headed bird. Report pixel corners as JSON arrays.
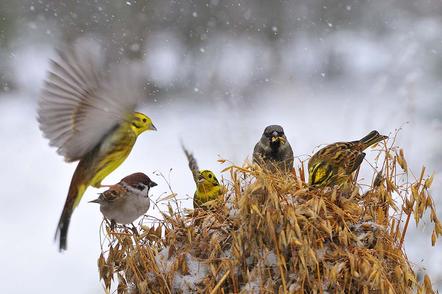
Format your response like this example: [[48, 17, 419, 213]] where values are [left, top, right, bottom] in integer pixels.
[[37, 41, 156, 251], [308, 130, 387, 187], [181, 144, 224, 209]]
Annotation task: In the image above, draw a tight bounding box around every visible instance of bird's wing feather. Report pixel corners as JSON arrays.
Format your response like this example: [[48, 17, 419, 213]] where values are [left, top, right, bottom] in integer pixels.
[[253, 140, 267, 162], [99, 185, 127, 202], [311, 142, 362, 172], [348, 152, 366, 173], [38, 39, 144, 162], [281, 141, 294, 158]]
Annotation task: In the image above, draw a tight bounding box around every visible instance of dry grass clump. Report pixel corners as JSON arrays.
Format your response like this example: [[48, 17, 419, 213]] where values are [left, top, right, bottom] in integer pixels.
[[98, 142, 441, 293]]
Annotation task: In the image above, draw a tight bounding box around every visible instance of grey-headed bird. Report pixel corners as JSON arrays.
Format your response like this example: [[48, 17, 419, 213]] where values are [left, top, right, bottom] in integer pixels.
[[253, 125, 294, 172]]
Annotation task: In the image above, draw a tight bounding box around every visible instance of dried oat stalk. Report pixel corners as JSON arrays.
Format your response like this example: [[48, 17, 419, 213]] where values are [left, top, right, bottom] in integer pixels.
[[97, 139, 440, 293]]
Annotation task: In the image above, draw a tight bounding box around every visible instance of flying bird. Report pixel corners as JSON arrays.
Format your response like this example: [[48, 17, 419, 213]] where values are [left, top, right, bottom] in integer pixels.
[[37, 40, 157, 251]]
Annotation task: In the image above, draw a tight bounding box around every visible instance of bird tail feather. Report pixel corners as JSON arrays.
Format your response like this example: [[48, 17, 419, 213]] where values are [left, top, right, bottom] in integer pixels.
[[181, 142, 200, 184], [54, 172, 87, 252]]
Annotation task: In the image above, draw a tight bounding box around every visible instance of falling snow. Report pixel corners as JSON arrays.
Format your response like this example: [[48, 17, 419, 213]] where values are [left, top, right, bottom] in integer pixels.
[[0, 0, 441, 293]]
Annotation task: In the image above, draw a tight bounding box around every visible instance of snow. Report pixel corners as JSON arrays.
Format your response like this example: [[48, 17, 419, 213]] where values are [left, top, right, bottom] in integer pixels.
[[0, 79, 441, 292], [0, 2, 441, 292], [154, 248, 209, 293]]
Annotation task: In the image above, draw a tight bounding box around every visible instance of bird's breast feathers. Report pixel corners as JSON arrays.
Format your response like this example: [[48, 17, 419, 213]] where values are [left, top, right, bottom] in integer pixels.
[[88, 125, 138, 188], [196, 184, 223, 202]]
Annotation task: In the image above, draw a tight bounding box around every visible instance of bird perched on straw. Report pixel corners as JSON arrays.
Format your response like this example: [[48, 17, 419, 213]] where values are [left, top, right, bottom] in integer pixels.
[[253, 125, 294, 172], [37, 40, 157, 251], [308, 130, 388, 188], [181, 144, 224, 209], [89, 173, 157, 225]]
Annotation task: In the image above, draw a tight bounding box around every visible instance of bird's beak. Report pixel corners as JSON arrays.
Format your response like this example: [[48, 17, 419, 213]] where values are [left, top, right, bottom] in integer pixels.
[[271, 134, 286, 145], [149, 181, 158, 188], [198, 175, 205, 183], [149, 124, 157, 131], [271, 131, 279, 143]]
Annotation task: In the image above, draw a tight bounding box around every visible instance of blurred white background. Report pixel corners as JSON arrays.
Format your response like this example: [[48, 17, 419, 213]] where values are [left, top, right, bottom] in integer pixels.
[[0, 0, 441, 292]]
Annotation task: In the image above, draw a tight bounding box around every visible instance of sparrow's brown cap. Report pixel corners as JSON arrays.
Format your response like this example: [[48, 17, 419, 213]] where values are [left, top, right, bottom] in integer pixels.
[[120, 172, 157, 188]]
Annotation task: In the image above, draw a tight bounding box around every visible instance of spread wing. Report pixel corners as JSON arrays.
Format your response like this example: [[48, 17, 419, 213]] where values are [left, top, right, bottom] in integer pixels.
[[37, 39, 144, 162]]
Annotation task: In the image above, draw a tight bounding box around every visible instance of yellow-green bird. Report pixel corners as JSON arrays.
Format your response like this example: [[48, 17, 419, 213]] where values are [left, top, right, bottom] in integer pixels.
[[181, 144, 224, 209], [37, 41, 156, 251], [308, 130, 387, 187]]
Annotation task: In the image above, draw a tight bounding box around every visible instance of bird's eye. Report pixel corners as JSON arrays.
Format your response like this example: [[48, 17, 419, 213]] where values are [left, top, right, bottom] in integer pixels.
[[142, 118, 147, 123], [135, 184, 145, 190], [208, 174, 212, 178]]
